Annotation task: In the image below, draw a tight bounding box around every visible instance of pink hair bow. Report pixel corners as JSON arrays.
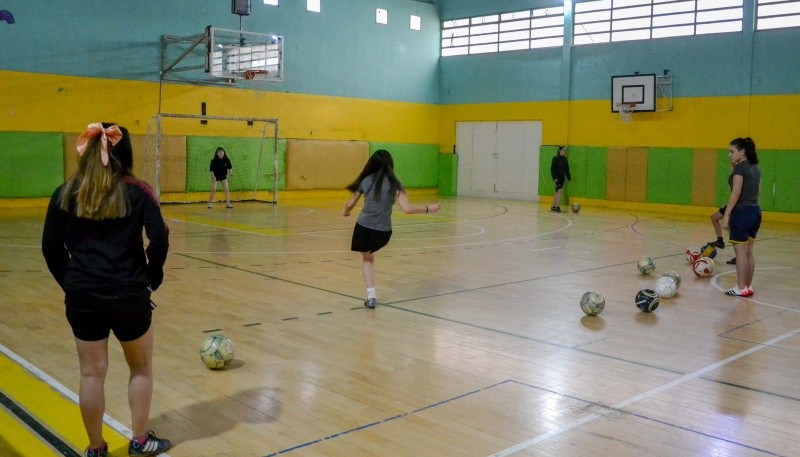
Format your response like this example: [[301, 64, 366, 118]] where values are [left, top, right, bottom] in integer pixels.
[[76, 123, 123, 166]]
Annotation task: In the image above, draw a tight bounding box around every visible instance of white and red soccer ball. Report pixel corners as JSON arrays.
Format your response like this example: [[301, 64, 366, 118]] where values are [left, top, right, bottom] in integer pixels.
[[692, 257, 715, 277]]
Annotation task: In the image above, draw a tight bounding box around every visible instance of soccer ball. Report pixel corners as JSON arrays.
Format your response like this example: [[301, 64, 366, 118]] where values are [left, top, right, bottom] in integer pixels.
[[580, 291, 605, 316], [661, 270, 681, 289], [699, 243, 718, 259], [571, 203, 581, 213], [637, 256, 656, 275], [685, 247, 702, 263], [654, 276, 677, 298], [200, 334, 234, 370], [635, 288, 660, 312], [692, 257, 715, 278]]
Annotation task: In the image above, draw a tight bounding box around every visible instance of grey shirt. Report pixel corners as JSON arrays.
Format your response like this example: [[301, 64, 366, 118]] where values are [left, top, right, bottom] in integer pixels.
[[356, 174, 396, 231], [728, 161, 760, 207]]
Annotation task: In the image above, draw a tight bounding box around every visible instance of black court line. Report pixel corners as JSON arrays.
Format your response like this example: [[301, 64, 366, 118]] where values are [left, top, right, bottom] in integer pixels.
[[262, 380, 512, 457], [175, 253, 363, 302], [0, 390, 80, 457], [261, 377, 784, 457]]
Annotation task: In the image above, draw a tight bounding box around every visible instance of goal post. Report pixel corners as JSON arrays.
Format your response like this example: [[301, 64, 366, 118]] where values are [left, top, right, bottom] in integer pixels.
[[143, 113, 281, 204]]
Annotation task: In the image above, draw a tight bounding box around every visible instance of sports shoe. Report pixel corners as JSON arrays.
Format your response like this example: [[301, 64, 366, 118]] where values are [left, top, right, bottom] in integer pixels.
[[744, 286, 754, 296], [129, 431, 171, 456], [724, 287, 747, 297], [364, 298, 377, 309], [708, 239, 725, 249], [726, 257, 736, 265], [85, 444, 108, 457], [207, 203, 213, 209], [226, 203, 233, 209]]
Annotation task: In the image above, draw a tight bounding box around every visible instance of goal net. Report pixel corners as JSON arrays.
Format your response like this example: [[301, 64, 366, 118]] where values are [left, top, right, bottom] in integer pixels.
[[142, 113, 281, 204]]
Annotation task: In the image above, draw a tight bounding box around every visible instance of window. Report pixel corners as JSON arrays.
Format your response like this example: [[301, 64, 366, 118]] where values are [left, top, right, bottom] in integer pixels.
[[574, 0, 743, 45], [410, 14, 422, 31], [376, 8, 388, 25], [307, 0, 320, 13], [441, 6, 564, 56], [757, 0, 800, 30], [263, 0, 278, 5]]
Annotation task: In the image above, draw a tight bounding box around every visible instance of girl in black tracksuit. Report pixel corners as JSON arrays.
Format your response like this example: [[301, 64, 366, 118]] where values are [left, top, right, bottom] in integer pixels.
[[550, 146, 571, 212]]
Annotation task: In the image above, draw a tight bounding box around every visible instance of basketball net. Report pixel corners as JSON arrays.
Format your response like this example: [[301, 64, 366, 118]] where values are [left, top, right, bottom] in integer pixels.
[[617, 103, 635, 125]]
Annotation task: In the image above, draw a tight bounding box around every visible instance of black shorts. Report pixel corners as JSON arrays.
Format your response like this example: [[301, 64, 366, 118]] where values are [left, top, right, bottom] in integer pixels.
[[718, 205, 727, 215], [65, 290, 152, 342], [554, 179, 564, 191], [351, 223, 392, 253]]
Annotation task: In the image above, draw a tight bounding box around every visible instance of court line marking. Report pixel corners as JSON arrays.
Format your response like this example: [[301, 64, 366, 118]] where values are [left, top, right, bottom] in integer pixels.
[[487, 325, 800, 457], [711, 266, 797, 311], [0, 344, 172, 457]]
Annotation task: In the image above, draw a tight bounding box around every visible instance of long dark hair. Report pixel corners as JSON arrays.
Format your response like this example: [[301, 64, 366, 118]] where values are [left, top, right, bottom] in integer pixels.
[[730, 137, 758, 164], [346, 149, 403, 202]]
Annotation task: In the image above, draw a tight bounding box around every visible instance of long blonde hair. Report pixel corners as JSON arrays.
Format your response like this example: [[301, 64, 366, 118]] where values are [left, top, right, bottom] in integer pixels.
[[59, 125, 130, 219]]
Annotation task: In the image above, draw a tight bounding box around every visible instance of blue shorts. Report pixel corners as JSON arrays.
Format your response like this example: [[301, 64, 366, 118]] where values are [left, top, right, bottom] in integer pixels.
[[728, 206, 761, 243], [65, 290, 152, 342]]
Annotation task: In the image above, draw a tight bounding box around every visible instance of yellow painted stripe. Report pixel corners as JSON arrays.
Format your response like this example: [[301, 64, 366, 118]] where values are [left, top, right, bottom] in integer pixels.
[[0, 405, 60, 456], [0, 350, 129, 454]]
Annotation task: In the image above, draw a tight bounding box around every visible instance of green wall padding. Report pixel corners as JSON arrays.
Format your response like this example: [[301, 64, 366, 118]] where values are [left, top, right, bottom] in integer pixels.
[[774, 150, 800, 212], [0, 132, 64, 198], [369, 142, 438, 188], [540, 146, 607, 200], [538, 146, 559, 197], [647, 148, 693, 205], [758, 150, 777, 212], [438, 153, 457, 196], [571, 146, 607, 200], [186, 137, 286, 192], [714, 149, 731, 207]]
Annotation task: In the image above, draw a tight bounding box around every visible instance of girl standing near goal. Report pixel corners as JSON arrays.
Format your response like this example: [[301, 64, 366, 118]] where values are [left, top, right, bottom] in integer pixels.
[[343, 149, 441, 308], [42, 123, 171, 457], [208, 146, 234, 209]]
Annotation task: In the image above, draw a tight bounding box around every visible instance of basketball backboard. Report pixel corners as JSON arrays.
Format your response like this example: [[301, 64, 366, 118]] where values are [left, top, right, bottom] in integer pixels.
[[611, 74, 656, 112], [206, 27, 283, 82]]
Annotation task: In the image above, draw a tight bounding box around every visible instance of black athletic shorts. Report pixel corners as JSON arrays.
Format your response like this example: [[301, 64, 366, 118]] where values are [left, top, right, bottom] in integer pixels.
[[64, 290, 152, 342], [554, 178, 565, 191], [351, 222, 392, 253]]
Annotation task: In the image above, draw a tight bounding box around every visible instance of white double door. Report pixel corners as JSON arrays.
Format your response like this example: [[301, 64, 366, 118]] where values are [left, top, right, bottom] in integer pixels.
[[456, 121, 542, 201]]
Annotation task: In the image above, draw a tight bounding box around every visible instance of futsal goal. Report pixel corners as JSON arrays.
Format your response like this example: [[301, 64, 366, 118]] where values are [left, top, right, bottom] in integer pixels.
[[142, 113, 281, 204]]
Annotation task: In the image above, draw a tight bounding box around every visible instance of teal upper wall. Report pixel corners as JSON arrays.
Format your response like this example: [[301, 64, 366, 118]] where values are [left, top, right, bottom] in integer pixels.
[[3, 1, 800, 106], [0, 0, 441, 103], [438, 0, 800, 104]]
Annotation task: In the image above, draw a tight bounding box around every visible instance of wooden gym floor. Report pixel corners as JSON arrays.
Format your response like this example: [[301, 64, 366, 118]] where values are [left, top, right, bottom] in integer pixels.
[[1, 192, 799, 457]]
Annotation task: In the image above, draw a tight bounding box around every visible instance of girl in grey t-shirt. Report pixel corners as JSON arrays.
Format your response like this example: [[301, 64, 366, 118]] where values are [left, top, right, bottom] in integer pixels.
[[343, 150, 441, 308]]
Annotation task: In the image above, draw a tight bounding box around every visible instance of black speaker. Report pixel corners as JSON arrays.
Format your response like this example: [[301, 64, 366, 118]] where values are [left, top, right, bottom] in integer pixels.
[[232, 0, 250, 16]]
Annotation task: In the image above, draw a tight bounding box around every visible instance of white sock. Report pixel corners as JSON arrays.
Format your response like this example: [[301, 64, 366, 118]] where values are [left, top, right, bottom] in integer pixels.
[[367, 288, 376, 300]]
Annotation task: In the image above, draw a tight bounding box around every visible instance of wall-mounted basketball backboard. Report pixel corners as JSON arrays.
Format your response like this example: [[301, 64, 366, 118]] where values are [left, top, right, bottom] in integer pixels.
[[206, 26, 283, 82], [611, 74, 656, 112], [160, 26, 283, 86]]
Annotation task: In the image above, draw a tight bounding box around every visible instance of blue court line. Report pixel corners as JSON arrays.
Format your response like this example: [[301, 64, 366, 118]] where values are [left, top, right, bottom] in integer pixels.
[[263, 380, 513, 457]]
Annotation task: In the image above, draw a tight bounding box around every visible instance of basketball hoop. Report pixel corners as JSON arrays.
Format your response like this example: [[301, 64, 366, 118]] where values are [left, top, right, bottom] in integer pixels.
[[243, 69, 269, 80], [617, 103, 636, 125]]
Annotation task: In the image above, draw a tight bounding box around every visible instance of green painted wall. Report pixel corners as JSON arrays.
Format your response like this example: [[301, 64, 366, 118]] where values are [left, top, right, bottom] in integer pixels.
[[186, 137, 286, 193], [0, 132, 63, 198], [539, 146, 606, 201], [438, 153, 457, 196], [369, 142, 439, 188], [647, 148, 693, 205]]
